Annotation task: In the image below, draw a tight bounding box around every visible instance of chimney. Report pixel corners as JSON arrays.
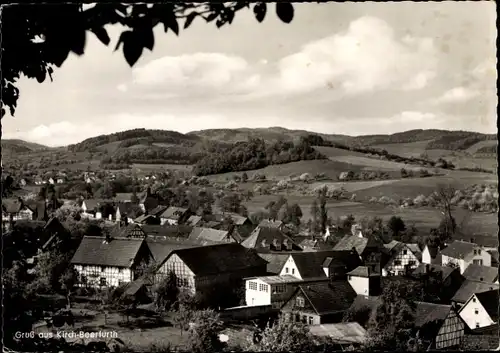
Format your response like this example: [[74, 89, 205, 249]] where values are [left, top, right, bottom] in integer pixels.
[[470, 238, 475, 243]]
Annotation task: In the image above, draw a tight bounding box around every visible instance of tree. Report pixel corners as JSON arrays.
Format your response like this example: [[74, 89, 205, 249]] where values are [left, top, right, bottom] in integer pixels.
[[2, 3, 296, 118], [266, 196, 287, 221], [434, 184, 457, 237], [310, 199, 320, 235], [366, 278, 424, 351], [250, 315, 312, 352], [317, 186, 328, 235], [154, 271, 179, 314], [173, 304, 193, 337], [281, 203, 303, 226], [241, 172, 248, 183], [186, 309, 225, 353], [387, 216, 406, 240], [130, 190, 139, 204], [59, 267, 78, 309]]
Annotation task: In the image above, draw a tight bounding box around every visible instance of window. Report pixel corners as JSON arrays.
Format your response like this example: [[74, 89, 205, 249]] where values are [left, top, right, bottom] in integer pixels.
[[476, 323, 480, 328], [285, 267, 289, 274], [478, 249, 482, 255], [295, 313, 300, 322], [248, 281, 258, 290], [394, 260, 401, 266], [118, 280, 125, 287], [101, 266, 105, 272], [259, 283, 268, 292], [473, 259, 483, 266], [403, 250, 407, 255], [80, 275, 87, 284], [474, 309, 479, 315], [296, 296, 305, 307], [408, 260, 416, 266], [292, 268, 295, 275], [100, 277, 107, 287], [308, 317, 314, 325], [472, 297, 476, 303], [302, 316, 307, 324], [474, 250, 477, 255]]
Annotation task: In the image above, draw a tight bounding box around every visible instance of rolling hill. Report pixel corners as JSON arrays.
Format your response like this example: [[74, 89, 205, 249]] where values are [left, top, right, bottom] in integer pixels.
[[1, 139, 50, 154]]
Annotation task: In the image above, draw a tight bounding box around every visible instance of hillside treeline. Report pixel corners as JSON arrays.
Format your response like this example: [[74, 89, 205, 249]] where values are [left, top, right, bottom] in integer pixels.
[[476, 145, 497, 154], [425, 133, 496, 150], [68, 128, 199, 152], [192, 137, 326, 176]]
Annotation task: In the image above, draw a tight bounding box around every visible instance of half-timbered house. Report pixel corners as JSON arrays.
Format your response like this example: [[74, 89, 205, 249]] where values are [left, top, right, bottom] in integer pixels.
[[381, 241, 422, 276], [71, 235, 153, 288], [241, 226, 302, 253]]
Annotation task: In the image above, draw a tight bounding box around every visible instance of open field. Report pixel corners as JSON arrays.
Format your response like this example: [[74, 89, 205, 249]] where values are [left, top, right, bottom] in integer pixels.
[[131, 163, 193, 172], [372, 140, 433, 158], [466, 140, 497, 154], [244, 196, 498, 235]]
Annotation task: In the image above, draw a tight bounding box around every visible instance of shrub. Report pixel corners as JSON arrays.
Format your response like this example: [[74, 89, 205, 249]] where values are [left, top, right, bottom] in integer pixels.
[[413, 194, 427, 206]]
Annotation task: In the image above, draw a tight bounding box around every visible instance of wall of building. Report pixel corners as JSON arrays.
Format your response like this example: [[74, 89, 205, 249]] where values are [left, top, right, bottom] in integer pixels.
[[435, 309, 465, 349], [459, 295, 495, 330], [382, 246, 420, 276], [245, 278, 271, 306], [348, 275, 369, 296], [279, 256, 301, 279], [74, 264, 133, 288], [465, 249, 492, 268], [156, 253, 196, 294]]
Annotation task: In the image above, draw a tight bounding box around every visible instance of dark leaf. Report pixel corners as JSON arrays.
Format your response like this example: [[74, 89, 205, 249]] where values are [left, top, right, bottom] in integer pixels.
[[254, 3, 267, 23], [226, 11, 235, 24], [92, 27, 110, 46], [216, 19, 224, 28], [115, 31, 133, 52], [48, 67, 54, 82], [36, 69, 46, 84], [205, 12, 218, 22], [70, 28, 87, 56], [184, 12, 197, 29], [137, 27, 155, 51], [1, 108, 5, 119], [52, 46, 71, 68], [123, 33, 144, 67], [164, 15, 179, 35], [276, 2, 294, 24]]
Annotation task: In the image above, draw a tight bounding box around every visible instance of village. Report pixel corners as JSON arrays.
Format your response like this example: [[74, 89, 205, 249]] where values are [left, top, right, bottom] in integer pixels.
[[2, 169, 499, 352]]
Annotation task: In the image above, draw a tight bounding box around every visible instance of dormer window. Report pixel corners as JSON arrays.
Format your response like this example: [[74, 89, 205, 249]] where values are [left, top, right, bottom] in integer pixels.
[[296, 296, 305, 307]]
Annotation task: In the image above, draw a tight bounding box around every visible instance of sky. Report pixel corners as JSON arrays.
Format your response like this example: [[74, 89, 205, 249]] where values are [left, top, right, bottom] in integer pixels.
[[2, 1, 497, 147]]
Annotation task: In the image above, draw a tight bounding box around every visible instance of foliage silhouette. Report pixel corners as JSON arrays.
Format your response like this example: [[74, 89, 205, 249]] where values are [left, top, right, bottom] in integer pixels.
[[1, 2, 296, 119]]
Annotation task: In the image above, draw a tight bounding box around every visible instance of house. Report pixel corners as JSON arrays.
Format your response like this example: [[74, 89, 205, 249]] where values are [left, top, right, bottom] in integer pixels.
[[412, 263, 465, 302], [188, 227, 242, 245], [414, 302, 465, 350], [48, 177, 55, 184], [279, 250, 361, 280], [213, 212, 254, 237], [186, 215, 203, 227], [71, 235, 153, 288], [149, 205, 168, 217], [258, 219, 284, 230], [347, 266, 382, 296], [451, 279, 499, 307], [333, 231, 384, 261], [81, 199, 110, 219], [441, 240, 491, 274], [34, 177, 44, 185], [257, 253, 290, 275], [244, 274, 304, 308], [109, 223, 147, 239], [381, 241, 422, 276], [241, 226, 302, 253], [145, 238, 198, 266], [281, 280, 357, 325], [155, 243, 268, 295], [422, 244, 442, 265], [134, 214, 160, 225], [458, 289, 499, 330], [454, 234, 498, 252], [2, 198, 34, 224], [56, 178, 65, 184], [159, 207, 191, 225], [116, 203, 143, 223], [462, 264, 499, 283]]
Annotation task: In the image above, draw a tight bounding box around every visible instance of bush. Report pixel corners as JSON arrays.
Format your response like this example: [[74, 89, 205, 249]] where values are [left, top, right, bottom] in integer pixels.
[[413, 194, 427, 206]]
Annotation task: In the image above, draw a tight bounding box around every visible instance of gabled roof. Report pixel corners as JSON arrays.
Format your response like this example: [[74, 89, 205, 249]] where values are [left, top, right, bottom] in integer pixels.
[[295, 280, 357, 315], [475, 289, 499, 321], [2, 198, 24, 213], [149, 205, 168, 217], [213, 212, 249, 225], [441, 241, 478, 259], [452, 280, 499, 304], [258, 253, 290, 274], [258, 219, 283, 228], [289, 251, 339, 279], [146, 238, 198, 264], [186, 215, 202, 226], [412, 263, 457, 282], [114, 193, 133, 202], [333, 234, 381, 255], [424, 244, 440, 259], [462, 264, 498, 283], [322, 250, 362, 269], [247, 274, 301, 285], [117, 203, 142, 218], [414, 302, 452, 329], [82, 199, 112, 211], [242, 227, 301, 251], [71, 236, 146, 268], [165, 243, 268, 276], [347, 266, 378, 278], [406, 244, 423, 261], [308, 322, 367, 344], [134, 214, 157, 224], [109, 223, 145, 238], [188, 227, 231, 244], [160, 206, 189, 220], [140, 224, 193, 238], [454, 234, 498, 249]]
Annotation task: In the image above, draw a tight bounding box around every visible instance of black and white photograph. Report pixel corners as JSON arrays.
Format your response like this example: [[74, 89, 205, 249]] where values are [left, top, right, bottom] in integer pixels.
[[1, 1, 498, 352]]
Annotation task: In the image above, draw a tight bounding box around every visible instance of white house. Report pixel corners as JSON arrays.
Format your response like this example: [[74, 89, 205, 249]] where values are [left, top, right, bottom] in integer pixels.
[[422, 244, 442, 265], [71, 236, 153, 288], [245, 275, 301, 308], [441, 241, 491, 274], [381, 241, 422, 276], [159, 207, 190, 226], [458, 289, 498, 330], [347, 266, 381, 296]]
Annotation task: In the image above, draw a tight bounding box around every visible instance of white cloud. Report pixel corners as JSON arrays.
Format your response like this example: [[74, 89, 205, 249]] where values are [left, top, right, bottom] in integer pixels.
[[117, 84, 128, 92], [267, 16, 438, 96], [130, 53, 260, 95], [433, 86, 480, 104]]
